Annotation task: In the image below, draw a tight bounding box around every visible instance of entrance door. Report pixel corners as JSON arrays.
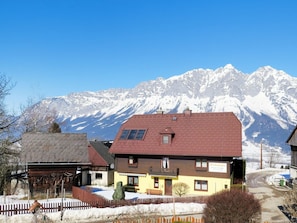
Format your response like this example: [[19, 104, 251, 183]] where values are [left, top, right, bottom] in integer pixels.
[[165, 179, 172, 195]]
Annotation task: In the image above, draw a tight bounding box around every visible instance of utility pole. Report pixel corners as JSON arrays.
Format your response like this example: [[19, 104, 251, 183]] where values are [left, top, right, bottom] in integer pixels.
[[260, 141, 263, 169]]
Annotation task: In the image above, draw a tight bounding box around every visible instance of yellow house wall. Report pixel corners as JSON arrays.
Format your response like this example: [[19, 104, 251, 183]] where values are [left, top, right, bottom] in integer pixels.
[[114, 172, 128, 187], [174, 175, 230, 196], [114, 171, 230, 196]]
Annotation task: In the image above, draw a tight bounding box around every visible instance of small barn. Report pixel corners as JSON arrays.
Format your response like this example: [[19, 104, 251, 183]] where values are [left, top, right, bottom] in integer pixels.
[[20, 133, 91, 197]]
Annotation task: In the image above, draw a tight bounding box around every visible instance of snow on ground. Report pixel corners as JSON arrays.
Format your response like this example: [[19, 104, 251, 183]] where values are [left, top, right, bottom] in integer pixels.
[[0, 187, 205, 223], [0, 167, 289, 223], [243, 140, 290, 173], [0, 141, 291, 222], [0, 201, 205, 223]]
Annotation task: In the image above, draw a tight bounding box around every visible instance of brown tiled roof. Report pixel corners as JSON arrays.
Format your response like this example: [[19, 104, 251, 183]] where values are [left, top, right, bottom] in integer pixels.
[[20, 133, 90, 163], [109, 111, 242, 157], [88, 141, 114, 166]]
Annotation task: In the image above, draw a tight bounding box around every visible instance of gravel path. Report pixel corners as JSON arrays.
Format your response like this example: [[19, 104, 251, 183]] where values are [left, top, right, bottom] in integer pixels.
[[247, 169, 291, 223]]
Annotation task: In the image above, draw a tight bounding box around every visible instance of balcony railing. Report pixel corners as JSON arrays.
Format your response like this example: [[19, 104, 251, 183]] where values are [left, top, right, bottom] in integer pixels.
[[148, 167, 179, 177]]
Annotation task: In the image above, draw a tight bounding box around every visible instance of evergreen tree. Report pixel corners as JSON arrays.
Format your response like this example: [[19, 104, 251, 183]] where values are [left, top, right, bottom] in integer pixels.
[[48, 122, 61, 133]]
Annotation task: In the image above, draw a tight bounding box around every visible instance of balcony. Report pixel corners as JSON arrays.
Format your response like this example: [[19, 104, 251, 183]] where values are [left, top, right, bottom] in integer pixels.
[[148, 167, 179, 178]]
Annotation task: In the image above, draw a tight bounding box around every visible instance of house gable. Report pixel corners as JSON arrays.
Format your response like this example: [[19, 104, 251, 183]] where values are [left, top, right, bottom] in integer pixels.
[[286, 126, 297, 146], [88, 141, 114, 167]]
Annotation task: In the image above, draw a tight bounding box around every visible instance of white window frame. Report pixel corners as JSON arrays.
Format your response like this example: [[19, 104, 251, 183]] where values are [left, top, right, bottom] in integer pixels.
[[194, 180, 208, 191], [196, 159, 208, 168]]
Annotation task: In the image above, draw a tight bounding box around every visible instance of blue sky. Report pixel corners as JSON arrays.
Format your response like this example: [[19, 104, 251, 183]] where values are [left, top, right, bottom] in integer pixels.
[[1, 0, 296, 114]]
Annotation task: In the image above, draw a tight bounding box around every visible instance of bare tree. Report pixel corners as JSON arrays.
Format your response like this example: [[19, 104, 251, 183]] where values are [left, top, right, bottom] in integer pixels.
[[19, 98, 59, 133], [0, 73, 20, 195], [172, 182, 190, 197]]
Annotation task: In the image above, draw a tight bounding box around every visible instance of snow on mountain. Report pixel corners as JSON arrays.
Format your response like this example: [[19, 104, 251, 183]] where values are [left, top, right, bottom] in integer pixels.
[[33, 64, 297, 164]]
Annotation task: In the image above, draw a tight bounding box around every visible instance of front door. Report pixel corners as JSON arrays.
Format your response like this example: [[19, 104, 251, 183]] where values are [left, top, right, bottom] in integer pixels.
[[165, 179, 172, 195]]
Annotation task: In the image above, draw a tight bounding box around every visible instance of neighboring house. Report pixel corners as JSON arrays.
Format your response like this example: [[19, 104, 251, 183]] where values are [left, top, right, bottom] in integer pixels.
[[88, 140, 115, 186], [109, 110, 243, 196], [20, 133, 91, 196], [286, 126, 297, 179]]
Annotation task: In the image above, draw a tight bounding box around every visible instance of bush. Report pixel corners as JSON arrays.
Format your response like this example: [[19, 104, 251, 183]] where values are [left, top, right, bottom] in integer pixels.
[[203, 189, 261, 223], [172, 182, 190, 197]]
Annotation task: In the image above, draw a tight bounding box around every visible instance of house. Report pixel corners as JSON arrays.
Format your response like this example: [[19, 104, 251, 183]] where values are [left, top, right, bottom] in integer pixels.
[[20, 133, 91, 197], [88, 140, 114, 186], [109, 110, 243, 196], [286, 126, 297, 179]]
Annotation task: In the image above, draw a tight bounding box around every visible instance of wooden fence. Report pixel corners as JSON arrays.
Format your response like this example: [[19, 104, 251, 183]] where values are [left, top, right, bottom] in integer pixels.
[[108, 216, 205, 223], [0, 200, 91, 216], [72, 186, 207, 208]]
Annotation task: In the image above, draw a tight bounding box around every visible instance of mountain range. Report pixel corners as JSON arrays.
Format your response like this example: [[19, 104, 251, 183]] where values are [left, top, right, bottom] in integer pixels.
[[34, 64, 297, 154]]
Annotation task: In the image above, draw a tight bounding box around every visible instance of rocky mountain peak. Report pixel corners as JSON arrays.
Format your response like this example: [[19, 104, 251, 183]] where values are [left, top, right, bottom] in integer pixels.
[[30, 65, 297, 154]]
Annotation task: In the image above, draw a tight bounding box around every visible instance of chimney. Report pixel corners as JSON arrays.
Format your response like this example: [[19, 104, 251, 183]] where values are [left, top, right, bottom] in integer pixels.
[[184, 108, 192, 116], [156, 107, 164, 114]]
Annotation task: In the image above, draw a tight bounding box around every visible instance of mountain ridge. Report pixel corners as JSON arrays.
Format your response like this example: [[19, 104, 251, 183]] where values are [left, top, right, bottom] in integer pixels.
[[34, 64, 297, 154]]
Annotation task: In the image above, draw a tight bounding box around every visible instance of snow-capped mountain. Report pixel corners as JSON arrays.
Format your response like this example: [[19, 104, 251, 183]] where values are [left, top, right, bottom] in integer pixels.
[[35, 64, 297, 156]]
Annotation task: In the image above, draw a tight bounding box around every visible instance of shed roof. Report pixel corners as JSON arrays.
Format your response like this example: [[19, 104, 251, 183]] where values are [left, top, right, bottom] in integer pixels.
[[21, 133, 90, 164], [109, 111, 242, 157]]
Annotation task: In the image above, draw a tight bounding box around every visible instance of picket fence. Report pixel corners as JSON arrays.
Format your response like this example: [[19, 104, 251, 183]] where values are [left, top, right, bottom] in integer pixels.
[[0, 200, 91, 216], [0, 201, 205, 222]]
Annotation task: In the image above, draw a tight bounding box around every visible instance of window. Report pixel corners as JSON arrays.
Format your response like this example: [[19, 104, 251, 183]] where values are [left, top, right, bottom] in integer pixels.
[[128, 130, 137, 139], [160, 127, 174, 144], [120, 130, 130, 139], [135, 130, 146, 140], [154, 177, 159, 188], [162, 157, 169, 169], [128, 156, 138, 165], [196, 159, 208, 168], [162, 135, 169, 144], [119, 129, 146, 140], [194, 180, 208, 191], [95, 173, 102, 179], [128, 176, 139, 186]]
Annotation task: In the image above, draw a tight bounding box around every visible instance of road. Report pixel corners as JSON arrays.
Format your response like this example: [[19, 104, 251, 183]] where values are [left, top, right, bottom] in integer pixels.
[[247, 169, 291, 223]]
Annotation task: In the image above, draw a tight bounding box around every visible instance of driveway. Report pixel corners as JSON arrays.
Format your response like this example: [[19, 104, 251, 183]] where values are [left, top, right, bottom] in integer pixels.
[[247, 169, 291, 223]]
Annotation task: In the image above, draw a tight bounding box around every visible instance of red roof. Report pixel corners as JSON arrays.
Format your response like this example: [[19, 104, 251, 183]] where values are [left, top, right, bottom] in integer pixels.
[[109, 111, 242, 157]]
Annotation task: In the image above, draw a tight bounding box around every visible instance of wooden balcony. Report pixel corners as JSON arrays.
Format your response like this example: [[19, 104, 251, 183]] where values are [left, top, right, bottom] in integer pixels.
[[148, 167, 179, 177]]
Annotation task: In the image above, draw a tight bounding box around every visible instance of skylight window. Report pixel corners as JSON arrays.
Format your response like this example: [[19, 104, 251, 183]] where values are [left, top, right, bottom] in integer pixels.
[[128, 130, 137, 139], [135, 129, 146, 140], [119, 130, 129, 139], [119, 129, 146, 140]]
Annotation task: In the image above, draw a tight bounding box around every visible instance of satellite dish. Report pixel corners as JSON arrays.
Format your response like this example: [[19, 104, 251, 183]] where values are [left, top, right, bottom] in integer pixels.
[[110, 163, 114, 169]]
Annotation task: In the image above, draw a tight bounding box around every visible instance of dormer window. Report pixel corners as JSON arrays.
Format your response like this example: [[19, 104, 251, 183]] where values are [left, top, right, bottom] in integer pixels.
[[162, 135, 169, 144], [160, 127, 175, 144]]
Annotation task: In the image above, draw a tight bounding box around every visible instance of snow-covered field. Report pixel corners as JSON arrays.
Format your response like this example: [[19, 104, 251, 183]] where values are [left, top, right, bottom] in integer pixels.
[[0, 190, 205, 223]]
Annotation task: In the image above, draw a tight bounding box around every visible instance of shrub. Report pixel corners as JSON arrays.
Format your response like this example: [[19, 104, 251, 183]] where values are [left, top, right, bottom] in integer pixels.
[[172, 182, 190, 197], [203, 189, 261, 223]]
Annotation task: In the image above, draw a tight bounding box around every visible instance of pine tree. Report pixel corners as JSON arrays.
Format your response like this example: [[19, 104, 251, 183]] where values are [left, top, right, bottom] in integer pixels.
[[48, 122, 62, 133]]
